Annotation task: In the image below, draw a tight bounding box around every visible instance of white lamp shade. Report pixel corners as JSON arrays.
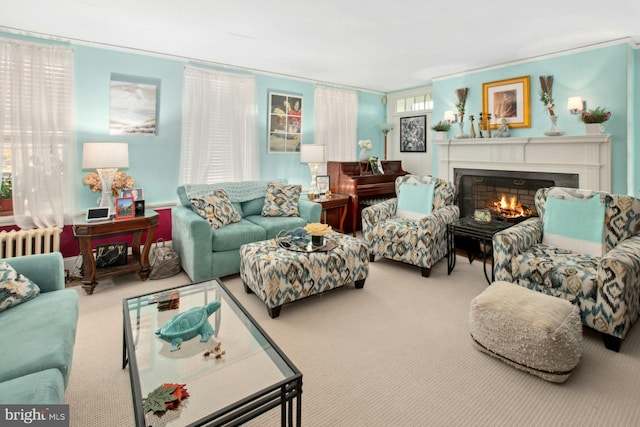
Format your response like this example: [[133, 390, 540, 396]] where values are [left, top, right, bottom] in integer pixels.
[[300, 144, 326, 164], [378, 123, 394, 132], [567, 96, 584, 112], [444, 111, 456, 122], [82, 142, 129, 169]]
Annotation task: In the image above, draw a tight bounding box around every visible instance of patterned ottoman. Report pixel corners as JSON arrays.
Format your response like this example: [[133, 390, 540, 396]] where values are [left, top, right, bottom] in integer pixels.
[[240, 232, 369, 318], [469, 281, 583, 383]]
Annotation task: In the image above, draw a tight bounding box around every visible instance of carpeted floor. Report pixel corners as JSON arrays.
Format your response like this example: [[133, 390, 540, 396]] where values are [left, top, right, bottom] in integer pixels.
[[65, 254, 640, 426]]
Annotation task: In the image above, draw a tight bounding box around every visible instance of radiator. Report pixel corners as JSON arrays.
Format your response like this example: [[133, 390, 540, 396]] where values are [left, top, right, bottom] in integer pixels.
[[0, 227, 62, 258]]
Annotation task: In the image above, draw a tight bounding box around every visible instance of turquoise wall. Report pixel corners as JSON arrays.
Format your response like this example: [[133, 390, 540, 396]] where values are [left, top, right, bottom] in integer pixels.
[[74, 47, 384, 209], [432, 42, 632, 194]]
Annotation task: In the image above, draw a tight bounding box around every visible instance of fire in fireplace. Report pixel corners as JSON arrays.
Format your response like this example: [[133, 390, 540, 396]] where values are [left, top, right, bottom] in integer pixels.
[[488, 194, 532, 221], [454, 168, 579, 220]]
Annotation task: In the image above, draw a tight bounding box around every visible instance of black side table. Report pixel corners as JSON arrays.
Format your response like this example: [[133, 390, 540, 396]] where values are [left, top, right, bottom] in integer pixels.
[[447, 216, 514, 284]]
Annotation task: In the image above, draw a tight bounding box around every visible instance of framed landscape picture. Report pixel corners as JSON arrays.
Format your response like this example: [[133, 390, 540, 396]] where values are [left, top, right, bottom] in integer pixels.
[[268, 92, 303, 153], [109, 74, 159, 136], [400, 115, 426, 152], [115, 196, 135, 220], [482, 75, 531, 129]]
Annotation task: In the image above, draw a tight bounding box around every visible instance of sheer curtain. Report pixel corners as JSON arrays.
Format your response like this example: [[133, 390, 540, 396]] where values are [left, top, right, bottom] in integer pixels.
[[181, 66, 257, 184], [0, 38, 75, 229], [314, 86, 358, 162]]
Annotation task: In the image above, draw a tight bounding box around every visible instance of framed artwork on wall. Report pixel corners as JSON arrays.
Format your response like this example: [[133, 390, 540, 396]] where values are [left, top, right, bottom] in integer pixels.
[[482, 75, 531, 129], [109, 73, 160, 136], [400, 115, 426, 152], [115, 196, 135, 220], [268, 92, 303, 153]]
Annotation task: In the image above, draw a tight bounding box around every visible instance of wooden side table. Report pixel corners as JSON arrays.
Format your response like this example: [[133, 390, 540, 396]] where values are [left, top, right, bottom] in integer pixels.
[[311, 193, 350, 234], [73, 211, 159, 295]]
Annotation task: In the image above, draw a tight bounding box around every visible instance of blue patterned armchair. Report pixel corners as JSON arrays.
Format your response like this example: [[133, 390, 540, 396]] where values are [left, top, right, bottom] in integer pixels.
[[362, 175, 459, 277], [493, 187, 640, 351]]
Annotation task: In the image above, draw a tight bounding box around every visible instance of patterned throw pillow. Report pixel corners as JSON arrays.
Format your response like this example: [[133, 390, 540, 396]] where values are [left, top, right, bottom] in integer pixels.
[[0, 261, 40, 313], [189, 189, 242, 230], [261, 183, 301, 217]]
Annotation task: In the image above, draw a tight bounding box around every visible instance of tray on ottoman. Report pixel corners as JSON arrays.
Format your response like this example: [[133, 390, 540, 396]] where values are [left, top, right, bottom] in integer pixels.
[[469, 281, 583, 383], [240, 232, 369, 318]]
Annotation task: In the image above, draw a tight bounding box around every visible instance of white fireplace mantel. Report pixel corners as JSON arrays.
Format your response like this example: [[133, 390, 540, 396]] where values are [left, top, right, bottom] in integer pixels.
[[434, 135, 611, 192]]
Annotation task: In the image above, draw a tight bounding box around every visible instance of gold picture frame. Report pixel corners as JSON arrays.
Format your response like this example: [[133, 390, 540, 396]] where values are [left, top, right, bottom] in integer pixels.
[[482, 76, 530, 129]]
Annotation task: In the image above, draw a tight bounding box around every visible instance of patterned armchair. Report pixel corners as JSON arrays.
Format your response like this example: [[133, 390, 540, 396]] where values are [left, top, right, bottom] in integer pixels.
[[493, 187, 640, 351], [362, 175, 459, 277]]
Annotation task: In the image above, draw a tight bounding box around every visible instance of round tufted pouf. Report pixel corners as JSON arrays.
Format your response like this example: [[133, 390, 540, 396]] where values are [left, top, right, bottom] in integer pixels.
[[469, 281, 583, 383]]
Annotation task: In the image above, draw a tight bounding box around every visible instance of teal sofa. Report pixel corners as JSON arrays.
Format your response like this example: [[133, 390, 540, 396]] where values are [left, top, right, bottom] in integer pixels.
[[0, 252, 78, 404], [173, 180, 322, 282]]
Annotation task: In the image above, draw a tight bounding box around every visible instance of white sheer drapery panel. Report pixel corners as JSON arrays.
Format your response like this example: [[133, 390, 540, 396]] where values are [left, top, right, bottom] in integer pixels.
[[314, 86, 358, 162], [0, 38, 75, 229], [180, 66, 257, 184]]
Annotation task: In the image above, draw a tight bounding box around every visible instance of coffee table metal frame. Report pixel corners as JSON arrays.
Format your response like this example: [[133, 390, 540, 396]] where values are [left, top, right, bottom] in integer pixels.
[[447, 216, 514, 284], [122, 279, 302, 427]]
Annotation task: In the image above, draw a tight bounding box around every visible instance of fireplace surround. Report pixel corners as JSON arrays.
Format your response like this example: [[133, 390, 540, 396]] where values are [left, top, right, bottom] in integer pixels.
[[435, 135, 611, 218]]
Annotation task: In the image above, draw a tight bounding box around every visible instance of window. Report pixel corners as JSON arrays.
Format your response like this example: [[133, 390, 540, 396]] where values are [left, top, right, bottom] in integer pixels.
[[181, 66, 258, 184], [395, 93, 433, 113], [0, 38, 74, 227]]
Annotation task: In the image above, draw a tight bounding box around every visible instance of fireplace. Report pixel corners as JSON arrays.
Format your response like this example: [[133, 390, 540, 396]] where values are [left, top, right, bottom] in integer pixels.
[[454, 168, 579, 219]]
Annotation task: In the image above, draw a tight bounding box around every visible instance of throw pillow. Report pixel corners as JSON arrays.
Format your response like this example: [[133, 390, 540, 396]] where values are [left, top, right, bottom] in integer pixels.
[[0, 261, 40, 313], [189, 189, 242, 230], [542, 194, 605, 257], [261, 183, 301, 217], [396, 182, 435, 220]]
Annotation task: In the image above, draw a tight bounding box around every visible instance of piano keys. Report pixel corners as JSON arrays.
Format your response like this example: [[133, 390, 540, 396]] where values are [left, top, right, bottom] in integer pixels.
[[327, 160, 409, 235]]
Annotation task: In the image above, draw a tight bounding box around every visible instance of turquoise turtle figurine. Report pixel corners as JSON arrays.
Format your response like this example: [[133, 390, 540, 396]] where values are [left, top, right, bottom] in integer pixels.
[[155, 301, 221, 351]]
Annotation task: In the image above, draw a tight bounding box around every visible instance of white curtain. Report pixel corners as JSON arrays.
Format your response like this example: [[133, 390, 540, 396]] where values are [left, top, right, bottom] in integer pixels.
[[0, 38, 75, 229], [181, 66, 257, 184], [314, 86, 358, 162]]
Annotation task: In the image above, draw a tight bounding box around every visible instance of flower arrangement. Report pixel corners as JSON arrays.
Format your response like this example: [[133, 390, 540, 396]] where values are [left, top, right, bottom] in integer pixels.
[[358, 139, 373, 150], [580, 107, 611, 124], [538, 75, 555, 116], [83, 172, 134, 195], [431, 121, 451, 131], [304, 222, 332, 236], [454, 88, 468, 121]]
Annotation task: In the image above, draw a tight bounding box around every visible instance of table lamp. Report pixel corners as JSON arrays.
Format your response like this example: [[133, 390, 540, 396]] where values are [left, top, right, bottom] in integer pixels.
[[82, 142, 129, 210], [300, 144, 326, 193]]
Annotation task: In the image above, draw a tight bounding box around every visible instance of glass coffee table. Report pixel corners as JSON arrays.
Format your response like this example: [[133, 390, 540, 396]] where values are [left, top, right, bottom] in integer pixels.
[[123, 279, 302, 426]]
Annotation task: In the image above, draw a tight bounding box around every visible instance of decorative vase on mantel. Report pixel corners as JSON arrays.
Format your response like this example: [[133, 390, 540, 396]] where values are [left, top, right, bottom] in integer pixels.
[[359, 148, 370, 162], [454, 121, 469, 139], [585, 123, 604, 135], [543, 115, 564, 136]]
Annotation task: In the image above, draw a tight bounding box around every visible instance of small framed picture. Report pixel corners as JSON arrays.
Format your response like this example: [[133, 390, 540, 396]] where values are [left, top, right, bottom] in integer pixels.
[[122, 188, 144, 201], [115, 196, 135, 220], [316, 175, 330, 195]]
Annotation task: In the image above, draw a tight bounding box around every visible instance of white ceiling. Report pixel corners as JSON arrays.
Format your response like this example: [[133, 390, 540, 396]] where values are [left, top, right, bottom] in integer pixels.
[[2, 0, 640, 92]]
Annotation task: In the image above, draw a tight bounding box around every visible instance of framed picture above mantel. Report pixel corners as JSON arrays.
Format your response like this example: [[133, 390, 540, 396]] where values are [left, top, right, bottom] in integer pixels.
[[268, 92, 303, 153], [482, 75, 531, 129]]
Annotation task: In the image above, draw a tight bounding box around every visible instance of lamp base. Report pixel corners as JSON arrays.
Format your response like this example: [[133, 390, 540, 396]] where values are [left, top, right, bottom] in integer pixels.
[[96, 168, 118, 211], [307, 163, 320, 194]]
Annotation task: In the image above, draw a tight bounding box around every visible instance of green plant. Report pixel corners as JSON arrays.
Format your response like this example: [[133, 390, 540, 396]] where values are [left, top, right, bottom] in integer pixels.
[[581, 107, 611, 124], [431, 121, 451, 131], [0, 176, 12, 200]]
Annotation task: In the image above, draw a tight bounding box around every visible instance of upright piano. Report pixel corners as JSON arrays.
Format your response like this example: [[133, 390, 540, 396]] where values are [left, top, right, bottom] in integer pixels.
[[327, 160, 409, 235]]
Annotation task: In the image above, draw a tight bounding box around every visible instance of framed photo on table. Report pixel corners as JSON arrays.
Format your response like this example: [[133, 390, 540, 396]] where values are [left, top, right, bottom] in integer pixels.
[[115, 197, 135, 220], [122, 188, 144, 201], [482, 75, 530, 129], [316, 175, 330, 195], [400, 115, 426, 152]]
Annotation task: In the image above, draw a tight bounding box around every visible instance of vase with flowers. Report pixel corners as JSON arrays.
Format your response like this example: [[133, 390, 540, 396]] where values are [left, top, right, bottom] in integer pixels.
[[358, 139, 373, 161], [580, 107, 611, 134], [83, 171, 135, 207], [538, 75, 564, 136]]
